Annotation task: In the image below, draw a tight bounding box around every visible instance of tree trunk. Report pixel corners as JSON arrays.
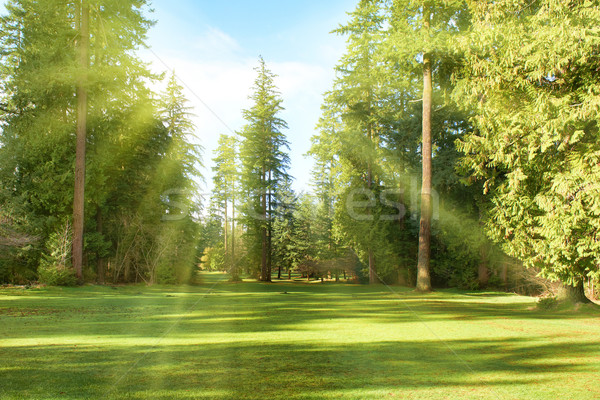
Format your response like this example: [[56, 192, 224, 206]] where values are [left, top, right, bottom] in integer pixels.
[[261, 215, 268, 281], [416, 3, 433, 293], [224, 198, 228, 258], [260, 170, 269, 281], [564, 280, 591, 304], [398, 183, 405, 230], [368, 248, 377, 284], [96, 207, 105, 285], [267, 170, 273, 281], [124, 262, 131, 283], [72, 0, 89, 284], [478, 262, 489, 288], [367, 141, 377, 284], [230, 198, 239, 281], [478, 244, 489, 288], [500, 261, 508, 288]]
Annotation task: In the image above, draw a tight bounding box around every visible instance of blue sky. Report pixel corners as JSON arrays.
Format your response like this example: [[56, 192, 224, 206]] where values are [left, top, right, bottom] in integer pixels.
[[140, 0, 356, 196]]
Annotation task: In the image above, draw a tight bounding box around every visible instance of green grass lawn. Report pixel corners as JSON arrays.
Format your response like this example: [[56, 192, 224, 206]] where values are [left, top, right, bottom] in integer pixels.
[[1, 273, 599, 400]]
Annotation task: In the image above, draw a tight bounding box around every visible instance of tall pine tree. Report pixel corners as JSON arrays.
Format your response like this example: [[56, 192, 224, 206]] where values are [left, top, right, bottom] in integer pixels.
[[212, 134, 240, 281], [239, 57, 290, 282]]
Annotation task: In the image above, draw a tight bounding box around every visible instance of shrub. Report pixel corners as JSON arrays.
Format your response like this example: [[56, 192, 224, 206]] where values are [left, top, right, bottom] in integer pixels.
[[0, 205, 40, 284], [38, 263, 77, 286], [38, 222, 77, 286], [537, 296, 559, 310], [202, 245, 226, 272], [155, 263, 177, 284]]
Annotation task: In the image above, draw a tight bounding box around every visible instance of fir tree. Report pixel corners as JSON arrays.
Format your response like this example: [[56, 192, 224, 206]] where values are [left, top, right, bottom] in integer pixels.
[[212, 134, 240, 281], [239, 57, 290, 282], [455, 0, 600, 302], [389, 0, 470, 291]]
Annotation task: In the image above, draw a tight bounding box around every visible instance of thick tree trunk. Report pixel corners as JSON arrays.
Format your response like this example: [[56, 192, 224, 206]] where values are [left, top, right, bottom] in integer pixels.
[[367, 148, 377, 284], [260, 217, 268, 281], [416, 4, 433, 293], [564, 280, 591, 303], [260, 170, 269, 282], [267, 170, 272, 282], [72, 0, 89, 284]]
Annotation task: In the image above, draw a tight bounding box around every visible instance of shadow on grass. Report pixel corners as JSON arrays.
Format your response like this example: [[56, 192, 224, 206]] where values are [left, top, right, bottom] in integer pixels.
[[1, 279, 598, 340], [2, 337, 598, 400], [1, 277, 600, 399]]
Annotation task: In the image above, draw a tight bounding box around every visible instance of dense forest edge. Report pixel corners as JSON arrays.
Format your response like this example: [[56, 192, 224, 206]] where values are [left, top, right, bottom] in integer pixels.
[[1, 0, 599, 306]]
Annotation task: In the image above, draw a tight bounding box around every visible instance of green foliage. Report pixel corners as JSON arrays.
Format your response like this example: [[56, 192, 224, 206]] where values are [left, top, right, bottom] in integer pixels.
[[203, 245, 226, 272], [212, 134, 239, 213], [272, 192, 314, 276], [238, 57, 290, 280], [38, 222, 77, 286], [537, 296, 559, 311], [455, 0, 600, 291], [310, 0, 484, 287], [0, 194, 41, 283], [155, 263, 178, 285], [0, 1, 202, 284], [211, 133, 240, 279], [311, 0, 399, 282], [37, 265, 77, 287]]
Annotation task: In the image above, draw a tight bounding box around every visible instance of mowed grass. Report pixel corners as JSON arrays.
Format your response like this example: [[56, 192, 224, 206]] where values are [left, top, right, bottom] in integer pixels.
[[1, 273, 599, 400]]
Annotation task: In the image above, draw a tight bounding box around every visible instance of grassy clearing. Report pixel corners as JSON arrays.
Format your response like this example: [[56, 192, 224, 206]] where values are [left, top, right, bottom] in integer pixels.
[[1, 272, 599, 400]]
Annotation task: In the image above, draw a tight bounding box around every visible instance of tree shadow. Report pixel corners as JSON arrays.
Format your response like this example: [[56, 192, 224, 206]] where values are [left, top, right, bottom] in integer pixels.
[[1, 337, 599, 399], [1, 279, 600, 399]]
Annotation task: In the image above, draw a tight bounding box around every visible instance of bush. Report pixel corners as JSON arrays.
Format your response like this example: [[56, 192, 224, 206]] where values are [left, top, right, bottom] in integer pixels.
[[202, 245, 226, 272], [155, 263, 177, 284], [537, 296, 559, 310], [38, 263, 77, 286], [38, 222, 77, 286], [0, 205, 40, 284]]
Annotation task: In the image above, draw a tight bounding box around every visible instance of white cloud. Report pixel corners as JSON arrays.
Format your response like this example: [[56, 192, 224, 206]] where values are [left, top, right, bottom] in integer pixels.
[[142, 26, 338, 194], [149, 55, 255, 188], [269, 61, 333, 192], [193, 27, 243, 60]]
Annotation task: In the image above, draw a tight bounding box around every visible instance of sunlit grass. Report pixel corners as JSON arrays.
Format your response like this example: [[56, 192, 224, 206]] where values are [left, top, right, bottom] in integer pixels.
[[1, 273, 599, 399]]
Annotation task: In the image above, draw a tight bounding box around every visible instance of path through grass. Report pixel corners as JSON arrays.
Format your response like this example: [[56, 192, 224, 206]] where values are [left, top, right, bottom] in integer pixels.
[[1, 273, 599, 399]]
